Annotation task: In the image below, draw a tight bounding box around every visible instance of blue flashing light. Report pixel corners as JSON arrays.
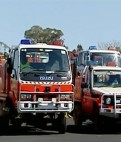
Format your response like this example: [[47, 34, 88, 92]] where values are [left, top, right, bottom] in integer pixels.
[[89, 46, 97, 50], [20, 39, 32, 44]]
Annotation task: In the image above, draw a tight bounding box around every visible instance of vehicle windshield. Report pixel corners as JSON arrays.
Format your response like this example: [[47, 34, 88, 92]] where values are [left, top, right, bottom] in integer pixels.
[[93, 70, 121, 87], [20, 48, 70, 72], [90, 53, 120, 66]]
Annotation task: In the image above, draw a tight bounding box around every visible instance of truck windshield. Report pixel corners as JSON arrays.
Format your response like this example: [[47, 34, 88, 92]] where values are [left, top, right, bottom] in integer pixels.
[[90, 52, 120, 66], [20, 48, 70, 72], [93, 70, 121, 87]]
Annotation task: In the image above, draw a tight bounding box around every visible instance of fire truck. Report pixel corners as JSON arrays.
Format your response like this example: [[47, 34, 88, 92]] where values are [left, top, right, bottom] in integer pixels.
[[0, 39, 74, 133], [76, 46, 121, 73], [72, 46, 121, 130], [73, 65, 121, 130]]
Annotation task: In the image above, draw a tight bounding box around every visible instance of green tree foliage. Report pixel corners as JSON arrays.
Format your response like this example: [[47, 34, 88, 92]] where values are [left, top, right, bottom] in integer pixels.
[[71, 44, 83, 55], [77, 44, 83, 51], [24, 25, 64, 45]]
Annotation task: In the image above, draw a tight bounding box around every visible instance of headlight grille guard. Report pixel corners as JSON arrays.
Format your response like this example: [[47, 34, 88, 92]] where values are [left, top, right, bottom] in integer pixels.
[[101, 93, 121, 109]]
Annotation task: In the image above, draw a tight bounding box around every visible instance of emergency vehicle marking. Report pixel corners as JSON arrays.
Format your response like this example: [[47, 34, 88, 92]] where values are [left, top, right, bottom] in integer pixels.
[[21, 81, 71, 84]]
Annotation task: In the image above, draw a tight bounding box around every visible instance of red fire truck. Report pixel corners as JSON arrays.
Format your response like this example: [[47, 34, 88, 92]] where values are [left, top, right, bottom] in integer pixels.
[[72, 46, 121, 131], [0, 39, 74, 133]]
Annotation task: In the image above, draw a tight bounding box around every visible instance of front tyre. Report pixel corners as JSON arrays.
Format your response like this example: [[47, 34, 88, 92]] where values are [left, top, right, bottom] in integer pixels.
[[57, 113, 66, 134], [73, 103, 83, 128]]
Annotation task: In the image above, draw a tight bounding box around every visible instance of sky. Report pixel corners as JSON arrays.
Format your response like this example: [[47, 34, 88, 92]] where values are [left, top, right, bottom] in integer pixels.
[[0, 0, 121, 51]]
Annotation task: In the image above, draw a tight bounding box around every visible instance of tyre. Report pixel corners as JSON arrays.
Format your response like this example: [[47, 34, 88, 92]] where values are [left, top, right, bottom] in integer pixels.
[[73, 103, 83, 127], [0, 102, 9, 131], [57, 113, 66, 134], [11, 117, 22, 130]]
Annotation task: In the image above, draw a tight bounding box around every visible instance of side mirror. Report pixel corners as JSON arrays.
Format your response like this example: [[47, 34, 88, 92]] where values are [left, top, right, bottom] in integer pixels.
[[4, 52, 9, 60], [11, 69, 17, 79], [6, 58, 13, 74]]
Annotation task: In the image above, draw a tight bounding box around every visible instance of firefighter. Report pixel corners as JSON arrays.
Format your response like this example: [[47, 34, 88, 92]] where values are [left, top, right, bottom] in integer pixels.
[[20, 51, 31, 70]]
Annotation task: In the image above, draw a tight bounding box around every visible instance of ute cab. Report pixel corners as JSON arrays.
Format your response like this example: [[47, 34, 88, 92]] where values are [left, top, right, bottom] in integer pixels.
[[73, 64, 121, 129], [81, 66, 121, 116], [92, 66, 121, 118]]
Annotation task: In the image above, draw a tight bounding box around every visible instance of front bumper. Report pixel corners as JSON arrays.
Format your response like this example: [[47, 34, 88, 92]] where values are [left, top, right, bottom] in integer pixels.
[[99, 94, 121, 118], [100, 108, 121, 118], [17, 101, 74, 113]]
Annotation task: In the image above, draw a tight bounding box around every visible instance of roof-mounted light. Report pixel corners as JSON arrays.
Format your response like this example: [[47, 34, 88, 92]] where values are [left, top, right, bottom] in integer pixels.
[[89, 46, 97, 50], [52, 40, 63, 46], [20, 39, 32, 44], [108, 46, 116, 51]]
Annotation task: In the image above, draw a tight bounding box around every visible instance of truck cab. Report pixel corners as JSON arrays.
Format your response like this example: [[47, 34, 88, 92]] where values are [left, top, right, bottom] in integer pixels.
[[76, 46, 121, 75], [1, 39, 74, 133]]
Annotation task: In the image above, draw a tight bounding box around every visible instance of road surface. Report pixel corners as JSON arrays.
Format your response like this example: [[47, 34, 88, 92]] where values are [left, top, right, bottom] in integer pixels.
[[1, 117, 121, 142]]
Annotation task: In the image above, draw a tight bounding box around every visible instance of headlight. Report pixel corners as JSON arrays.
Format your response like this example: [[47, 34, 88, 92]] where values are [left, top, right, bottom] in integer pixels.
[[105, 97, 111, 105]]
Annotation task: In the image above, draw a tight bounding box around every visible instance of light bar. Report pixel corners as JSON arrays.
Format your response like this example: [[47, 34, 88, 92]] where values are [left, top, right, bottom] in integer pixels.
[[20, 39, 32, 44], [89, 46, 97, 50]]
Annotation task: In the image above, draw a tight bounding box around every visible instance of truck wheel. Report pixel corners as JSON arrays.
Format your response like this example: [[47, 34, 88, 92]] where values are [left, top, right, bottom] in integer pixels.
[[73, 104, 83, 128], [0, 102, 9, 131], [39, 119, 47, 129], [57, 113, 66, 134], [93, 116, 105, 133], [11, 117, 22, 130]]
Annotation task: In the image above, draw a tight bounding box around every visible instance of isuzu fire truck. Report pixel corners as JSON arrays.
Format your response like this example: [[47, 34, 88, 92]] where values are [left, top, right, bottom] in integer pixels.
[[0, 39, 74, 133]]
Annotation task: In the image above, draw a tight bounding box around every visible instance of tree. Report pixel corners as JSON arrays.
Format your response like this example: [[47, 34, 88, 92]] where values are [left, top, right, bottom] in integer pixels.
[[24, 25, 64, 45], [77, 44, 83, 51], [98, 40, 121, 51]]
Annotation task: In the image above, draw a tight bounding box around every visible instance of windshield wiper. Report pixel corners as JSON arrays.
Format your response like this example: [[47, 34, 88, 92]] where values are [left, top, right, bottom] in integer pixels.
[[46, 70, 68, 76], [112, 84, 121, 87], [31, 69, 45, 72], [53, 70, 68, 72], [20, 71, 34, 76], [20, 69, 46, 76]]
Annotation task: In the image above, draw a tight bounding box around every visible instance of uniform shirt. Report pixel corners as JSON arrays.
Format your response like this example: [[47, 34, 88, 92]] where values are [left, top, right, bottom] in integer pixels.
[[20, 62, 30, 69]]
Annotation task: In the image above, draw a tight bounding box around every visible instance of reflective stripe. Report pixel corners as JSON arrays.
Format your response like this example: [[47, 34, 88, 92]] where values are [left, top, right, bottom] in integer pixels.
[[21, 81, 71, 84]]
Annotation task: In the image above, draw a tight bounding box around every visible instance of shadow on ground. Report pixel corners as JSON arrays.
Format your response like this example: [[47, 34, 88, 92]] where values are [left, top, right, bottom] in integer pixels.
[[66, 121, 121, 135], [0, 124, 59, 136], [1, 119, 121, 136]]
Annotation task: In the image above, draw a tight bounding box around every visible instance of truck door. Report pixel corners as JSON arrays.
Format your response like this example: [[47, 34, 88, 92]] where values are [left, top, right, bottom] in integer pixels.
[[82, 70, 93, 113], [10, 49, 19, 105]]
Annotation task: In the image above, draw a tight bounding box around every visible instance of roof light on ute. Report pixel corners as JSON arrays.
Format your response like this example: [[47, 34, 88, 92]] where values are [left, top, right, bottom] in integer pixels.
[[89, 46, 97, 50], [20, 39, 32, 44]]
